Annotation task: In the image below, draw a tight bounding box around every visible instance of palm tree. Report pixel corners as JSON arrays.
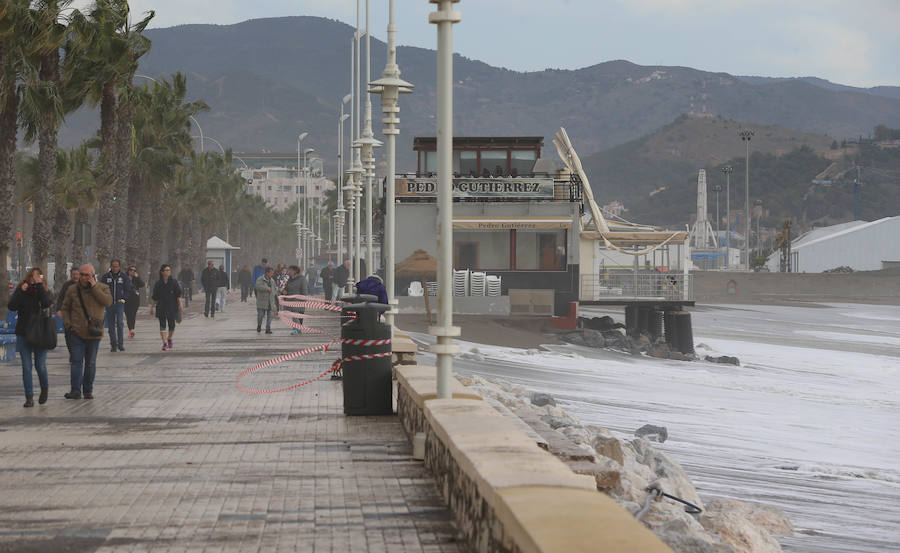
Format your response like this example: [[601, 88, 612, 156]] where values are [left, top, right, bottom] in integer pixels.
[[52, 143, 97, 287], [0, 0, 31, 315], [15, 1, 75, 276], [129, 73, 207, 273], [69, 0, 153, 269]]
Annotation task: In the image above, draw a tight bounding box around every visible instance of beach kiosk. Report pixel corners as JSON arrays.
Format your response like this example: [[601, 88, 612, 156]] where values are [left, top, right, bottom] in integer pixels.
[[206, 236, 240, 278]]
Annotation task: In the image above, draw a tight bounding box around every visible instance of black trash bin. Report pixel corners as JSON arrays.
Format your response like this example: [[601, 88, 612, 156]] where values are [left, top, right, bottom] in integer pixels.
[[340, 297, 392, 416]]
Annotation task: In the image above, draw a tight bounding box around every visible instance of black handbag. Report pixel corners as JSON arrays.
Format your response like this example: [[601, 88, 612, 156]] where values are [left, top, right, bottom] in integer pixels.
[[25, 307, 57, 350], [77, 286, 104, 337]]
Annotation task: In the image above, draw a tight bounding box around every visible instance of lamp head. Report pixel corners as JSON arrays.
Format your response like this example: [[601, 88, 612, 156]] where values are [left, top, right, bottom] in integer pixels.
[[342, 94, 351, 104], [298, 132, 308, 142], [340, 114, 350, 122]]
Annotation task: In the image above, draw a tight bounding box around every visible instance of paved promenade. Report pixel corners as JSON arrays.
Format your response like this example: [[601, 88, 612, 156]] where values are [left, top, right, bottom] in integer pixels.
[[0, 292, 464, 553]]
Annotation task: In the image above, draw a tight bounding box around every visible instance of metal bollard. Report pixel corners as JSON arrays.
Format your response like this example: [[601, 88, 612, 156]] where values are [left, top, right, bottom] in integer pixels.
[[340, 296, 392, 416]]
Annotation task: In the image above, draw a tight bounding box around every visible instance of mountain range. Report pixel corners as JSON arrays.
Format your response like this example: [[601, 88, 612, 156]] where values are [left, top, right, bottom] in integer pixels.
[[54, 15, 900, 227]]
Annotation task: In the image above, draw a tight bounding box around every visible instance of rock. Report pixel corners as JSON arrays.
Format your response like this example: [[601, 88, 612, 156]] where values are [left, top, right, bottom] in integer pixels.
[[669, 351, 686, 361], [559, 331, 587, 346], [631, 438, 703, 509], [581, 315, 624, 332], [699, 498, 791, 553], [530, 391, 557, 407], [654, 517, 734, 553], [705, 355, 740, 366], [583, 329, 607, 348], [569, 457, 622, 490], [602, 330, 631, 349], [560, 425, 593, 445], [540, 414, 572, 430], [592, 435, 625, 465], [636, 424, 669, 443]]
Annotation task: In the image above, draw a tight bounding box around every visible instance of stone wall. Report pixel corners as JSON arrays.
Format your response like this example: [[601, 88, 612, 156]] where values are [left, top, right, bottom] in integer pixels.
[[693, 270, 900, 304]]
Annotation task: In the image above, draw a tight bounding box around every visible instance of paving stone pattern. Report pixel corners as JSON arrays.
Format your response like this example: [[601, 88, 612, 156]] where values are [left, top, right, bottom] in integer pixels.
[[0, 292, 465, 553]]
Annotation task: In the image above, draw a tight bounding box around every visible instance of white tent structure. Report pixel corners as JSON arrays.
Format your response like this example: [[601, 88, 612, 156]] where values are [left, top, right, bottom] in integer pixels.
[[765, 216, 900, 272]]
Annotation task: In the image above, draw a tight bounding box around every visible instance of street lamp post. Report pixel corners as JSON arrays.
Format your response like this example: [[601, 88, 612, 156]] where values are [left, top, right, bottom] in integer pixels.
[[370, 0, 414, 328], [712, 184, 721, 266], [304, 148, 315, 268], [297, 132, 309, 265], [740, 129, 753, 270], [721, 165, 733, 269], [337, 102, 350, 270], [429, 0, 462, 400]]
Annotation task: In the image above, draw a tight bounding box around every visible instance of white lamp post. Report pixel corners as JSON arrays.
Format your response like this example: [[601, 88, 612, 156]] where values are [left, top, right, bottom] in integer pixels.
[[370, 0, 413, 328], [337, 104, 350, 269], [429, 0, 461, 399], [296, 132, 309, 265], [304, 148, 315, 266]]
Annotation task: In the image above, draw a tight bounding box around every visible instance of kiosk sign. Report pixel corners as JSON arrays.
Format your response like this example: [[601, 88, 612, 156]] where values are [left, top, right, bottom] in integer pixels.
[[397, 177, 555, 199]]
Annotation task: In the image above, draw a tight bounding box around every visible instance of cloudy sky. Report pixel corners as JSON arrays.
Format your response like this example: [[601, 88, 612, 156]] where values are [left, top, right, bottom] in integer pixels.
[[71, 0, 900, 87]]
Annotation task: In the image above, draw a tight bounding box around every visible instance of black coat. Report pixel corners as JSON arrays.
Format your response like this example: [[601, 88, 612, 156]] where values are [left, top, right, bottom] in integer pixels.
[[334, 265, 350, 287], [7, 283, 54, 336], [152, 278, 182, 316]]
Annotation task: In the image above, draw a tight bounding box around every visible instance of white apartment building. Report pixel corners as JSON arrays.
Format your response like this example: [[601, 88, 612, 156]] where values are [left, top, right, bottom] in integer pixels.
[[241, 158, 335, 212]]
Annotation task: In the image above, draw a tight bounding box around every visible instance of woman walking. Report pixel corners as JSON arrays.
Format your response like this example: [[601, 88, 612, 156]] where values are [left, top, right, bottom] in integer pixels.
[[150, 264, 183, 351], [125, 265, 145, 339], [7, 268, 55, 407]]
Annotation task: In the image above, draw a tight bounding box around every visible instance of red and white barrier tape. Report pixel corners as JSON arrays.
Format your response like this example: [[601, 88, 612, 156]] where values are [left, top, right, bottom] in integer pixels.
[[235, 297, 391, 394]]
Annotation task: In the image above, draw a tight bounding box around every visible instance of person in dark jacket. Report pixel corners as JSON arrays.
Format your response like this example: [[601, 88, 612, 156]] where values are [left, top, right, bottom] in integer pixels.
[[216, 264, 230, 313], [8, 268, 55, 407], [320, 262, 335, 300], [251, 258, 269, 298], [356, 274, 389, 306], [238, 265, 252, 302], [150, 264, 183, 351], [124, 265, 145, 338], [55, 267, 80, 364], [178, 265, 194, 306], [200, 260, 218, 318], [334, 259, 350, 299], [285, 266, 308, 335], [100, 259, 131, 353], [60, 264, 113, 400]]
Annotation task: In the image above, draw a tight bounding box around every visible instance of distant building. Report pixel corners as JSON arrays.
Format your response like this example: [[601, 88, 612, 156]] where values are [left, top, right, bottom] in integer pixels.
[[240, 157, 334, 212], [764, 216, 900, 272]]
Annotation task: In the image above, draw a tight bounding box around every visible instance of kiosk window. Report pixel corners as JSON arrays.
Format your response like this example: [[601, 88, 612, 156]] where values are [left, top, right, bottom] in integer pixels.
[[459, 151, 477, 176], [515, 230, 566, 270], [511, 150, 537, 175], [453, 230, 510, 270], [481, 150, 506, 176]]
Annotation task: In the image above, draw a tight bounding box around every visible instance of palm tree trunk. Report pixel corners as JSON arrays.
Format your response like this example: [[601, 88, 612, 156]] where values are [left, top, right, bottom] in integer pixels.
[[114, 88, 132, 257], [71, 208, 89, 267], [32, 49, 61, 276], [125, 172, 143, 266], [0, 46, 19, 318], [52, 205, 73, 292], [93, 81, 117, 270], [148, 197, 164, 278]]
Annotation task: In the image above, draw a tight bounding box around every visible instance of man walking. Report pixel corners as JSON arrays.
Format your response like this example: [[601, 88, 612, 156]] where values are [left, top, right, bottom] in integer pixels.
[[100, 259, 130, 352], [238, 265, 252, 302], [178, 264, 195, 306], [56, 267, 80, 363], [255, 266, 277, 334], [216, 264, 230, 313], [61, 264, 112, 399], [285, 265, 308, 335], [320, 261, 335, 300], [251, 258, 268, 299], [200, 260, 218, 318], [334, 259, 351, 299]]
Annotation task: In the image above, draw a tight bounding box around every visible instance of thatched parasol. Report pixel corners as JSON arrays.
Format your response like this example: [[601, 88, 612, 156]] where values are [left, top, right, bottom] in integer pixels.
[[396, 249, 437, 278]]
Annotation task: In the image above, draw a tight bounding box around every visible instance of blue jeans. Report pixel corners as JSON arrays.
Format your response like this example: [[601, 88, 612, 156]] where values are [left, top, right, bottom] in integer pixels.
[[16, 335, 48, 396], [105, 302, 125, 349], [257, 309, 272, 331], [69, 332, 100, 395]]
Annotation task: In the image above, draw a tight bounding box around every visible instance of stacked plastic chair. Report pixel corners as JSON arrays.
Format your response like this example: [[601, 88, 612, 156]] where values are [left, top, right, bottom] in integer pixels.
[[469, 272, 486, 296], [452, 269, 470, 297], [426, 281, 438, 297], [486, 275, 502, 297]]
